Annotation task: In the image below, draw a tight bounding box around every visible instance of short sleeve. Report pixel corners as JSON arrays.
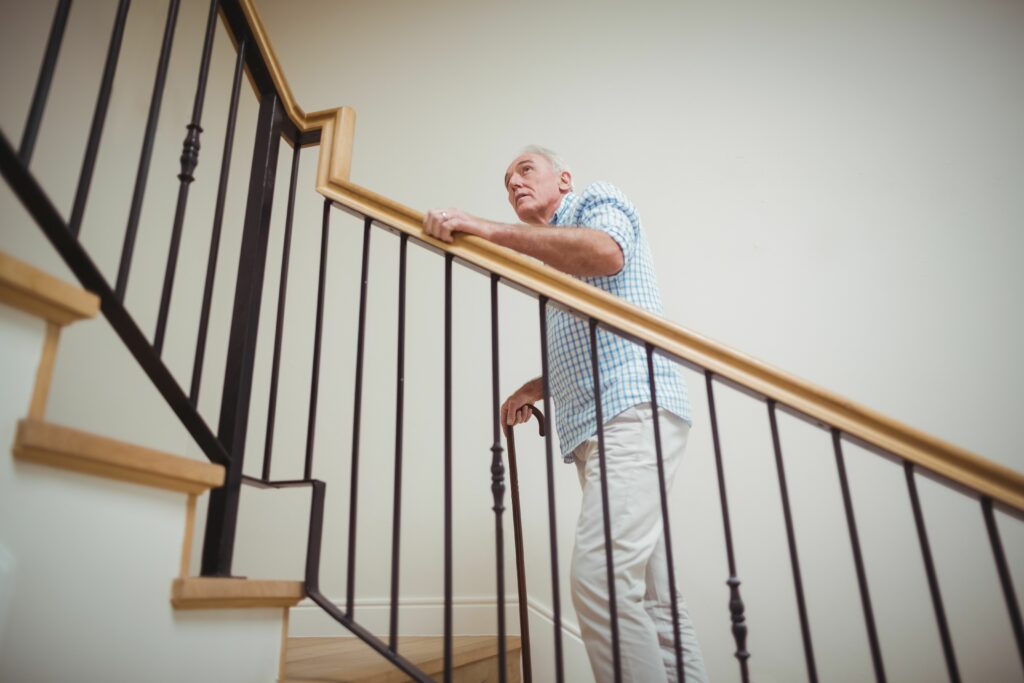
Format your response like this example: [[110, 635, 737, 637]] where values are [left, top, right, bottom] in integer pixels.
[[576, 182, 639, 266]]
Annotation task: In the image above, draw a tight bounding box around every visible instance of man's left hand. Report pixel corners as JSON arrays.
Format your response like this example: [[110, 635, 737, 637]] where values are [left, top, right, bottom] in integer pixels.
[[423, 208, 492, 243]]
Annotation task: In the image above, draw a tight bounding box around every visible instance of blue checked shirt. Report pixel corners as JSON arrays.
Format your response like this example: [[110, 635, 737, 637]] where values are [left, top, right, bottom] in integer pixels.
[[546, 182, 692, 461]]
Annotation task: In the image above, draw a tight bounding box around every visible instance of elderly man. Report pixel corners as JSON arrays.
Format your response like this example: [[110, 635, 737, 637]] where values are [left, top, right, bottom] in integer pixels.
[[424, 146, 708, 683]]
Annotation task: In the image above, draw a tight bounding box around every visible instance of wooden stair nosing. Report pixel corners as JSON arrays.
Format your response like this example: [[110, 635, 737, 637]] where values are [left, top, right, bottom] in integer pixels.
[[0, 250, 99, 326], [171, 577, 305, 610], [13, 419, 224, 494]]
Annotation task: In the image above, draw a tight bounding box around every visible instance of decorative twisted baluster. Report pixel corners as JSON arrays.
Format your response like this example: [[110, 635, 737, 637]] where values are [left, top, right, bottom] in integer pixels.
[[189, 37, 247, 404], [151, 0, 221, 351], [727, 575, 750, 667], [491, 445, 507, 513], [706, 373, 751, 680], [178, 123, 202, 183], [489, 273, 508, 683]]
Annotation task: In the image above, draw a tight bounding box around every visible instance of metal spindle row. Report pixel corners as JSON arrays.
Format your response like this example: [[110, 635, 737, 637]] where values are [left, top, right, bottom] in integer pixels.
[[150, 0, 221, 352], [190, 36, 247, 404], [17, 0, 251, 394], [68, 0, 130, 237], [118, 0, 183, 305]]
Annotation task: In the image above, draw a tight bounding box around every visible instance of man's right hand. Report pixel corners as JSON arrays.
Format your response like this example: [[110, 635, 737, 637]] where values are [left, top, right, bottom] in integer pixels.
[[500, 377, 544, 427]]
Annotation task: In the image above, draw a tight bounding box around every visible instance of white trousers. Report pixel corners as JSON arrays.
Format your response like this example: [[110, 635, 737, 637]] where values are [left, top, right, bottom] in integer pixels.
[[571, 403, 709, 683]]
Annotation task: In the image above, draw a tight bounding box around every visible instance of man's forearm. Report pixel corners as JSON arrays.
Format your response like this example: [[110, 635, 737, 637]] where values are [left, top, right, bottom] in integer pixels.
[[484, 221, 623, 277], [422, 207, 624, 277]]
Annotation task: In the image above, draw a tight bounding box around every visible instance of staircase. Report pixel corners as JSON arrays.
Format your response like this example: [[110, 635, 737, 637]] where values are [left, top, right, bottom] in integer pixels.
[[0, 253, 302, 680], [2, 0, 1023, 682], [0, 251, 518, 682]]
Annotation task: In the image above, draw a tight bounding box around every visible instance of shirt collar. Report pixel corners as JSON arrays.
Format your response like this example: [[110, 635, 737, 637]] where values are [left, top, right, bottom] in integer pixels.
[[551, 192, 574, 225]]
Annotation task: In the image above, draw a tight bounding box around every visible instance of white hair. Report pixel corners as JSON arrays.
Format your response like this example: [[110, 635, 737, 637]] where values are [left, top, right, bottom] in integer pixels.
[[517, 145, 574, 190]]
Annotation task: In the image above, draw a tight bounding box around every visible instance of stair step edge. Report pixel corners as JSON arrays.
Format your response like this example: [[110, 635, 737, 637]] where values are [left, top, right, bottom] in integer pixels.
[[172, 577, 305, 610], [13, 418, 224, 494], [0, 250, 99, 326]]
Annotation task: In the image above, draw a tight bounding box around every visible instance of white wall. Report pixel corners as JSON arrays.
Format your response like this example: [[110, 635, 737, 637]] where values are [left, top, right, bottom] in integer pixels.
[[3, 0, 1023, 681]]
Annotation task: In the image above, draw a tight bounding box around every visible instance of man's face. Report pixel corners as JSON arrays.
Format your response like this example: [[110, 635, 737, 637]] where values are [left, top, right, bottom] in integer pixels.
[[504, 153, 572, 224]]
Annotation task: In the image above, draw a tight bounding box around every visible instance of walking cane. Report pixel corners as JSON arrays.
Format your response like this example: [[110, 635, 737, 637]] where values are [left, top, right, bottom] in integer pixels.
[[503, 404, 545, 683]]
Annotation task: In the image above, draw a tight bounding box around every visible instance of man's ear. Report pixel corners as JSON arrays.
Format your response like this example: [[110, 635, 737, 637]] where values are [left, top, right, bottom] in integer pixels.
[[559, 170, 573, 192]]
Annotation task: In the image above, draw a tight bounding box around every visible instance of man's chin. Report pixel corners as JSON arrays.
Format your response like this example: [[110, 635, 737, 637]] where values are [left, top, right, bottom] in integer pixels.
[[514, 205, 540, 224]]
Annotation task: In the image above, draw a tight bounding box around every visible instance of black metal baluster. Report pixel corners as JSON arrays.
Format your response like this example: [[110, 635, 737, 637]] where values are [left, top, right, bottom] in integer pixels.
[[767, 400, 818, 683], [115, 0, 181, 302], [150, 0, 222, 351], [19, 0, 72, 166], [537, 297, 564, 683], [201, 92, 284, 576], [304, 200, 330, 480], [443, 253, 454, 682], [706, 373, 750, 682], [833, 429, 886, 682], [982, 497, 1024, 675], [588, 319, 622, 683], [260, 144, 300, 480], [389, 234, 409, 652], [68, 0, 130, 238], [904, 461, 961, 682], [490, 274, 508, 683], [305, 479, 327, 593], [346, 216, 373, 616], [189, 36, 246, 404], [646, 344, 685, 683]]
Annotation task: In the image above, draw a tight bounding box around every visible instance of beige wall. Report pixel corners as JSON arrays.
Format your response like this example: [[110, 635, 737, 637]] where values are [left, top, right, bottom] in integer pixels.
[[0, 307, 285, 683], [3, 0, 1023, 681]]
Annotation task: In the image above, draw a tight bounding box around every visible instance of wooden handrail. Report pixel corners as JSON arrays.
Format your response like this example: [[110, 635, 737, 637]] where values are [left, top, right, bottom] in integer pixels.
[[235, 0, 1024, 514]]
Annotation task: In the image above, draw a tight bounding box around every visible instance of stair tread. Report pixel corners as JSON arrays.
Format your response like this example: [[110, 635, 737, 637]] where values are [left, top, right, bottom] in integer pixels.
[[0, 250, 98, 325], [283, 635, 522, 682], [13, 418, 224, 494], [171, 577, 305, 609]]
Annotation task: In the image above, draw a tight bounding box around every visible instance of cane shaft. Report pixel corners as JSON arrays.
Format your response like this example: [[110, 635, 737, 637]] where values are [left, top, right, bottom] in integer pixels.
[[506, 428, 532, 683]]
